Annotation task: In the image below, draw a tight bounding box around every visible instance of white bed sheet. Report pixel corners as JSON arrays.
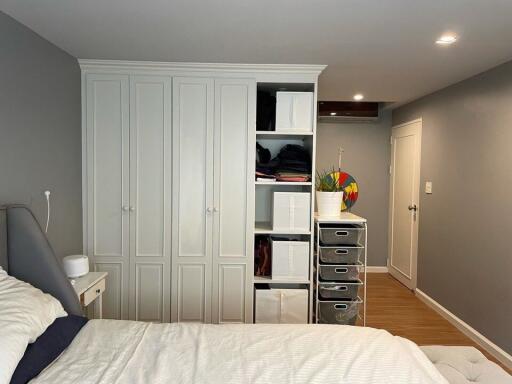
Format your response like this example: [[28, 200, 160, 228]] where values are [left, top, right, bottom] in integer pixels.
[[30, 320, 448, 384]]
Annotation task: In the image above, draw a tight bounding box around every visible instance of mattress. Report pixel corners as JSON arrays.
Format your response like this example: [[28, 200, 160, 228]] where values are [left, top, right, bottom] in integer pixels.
[[30, 320, 448, 384]]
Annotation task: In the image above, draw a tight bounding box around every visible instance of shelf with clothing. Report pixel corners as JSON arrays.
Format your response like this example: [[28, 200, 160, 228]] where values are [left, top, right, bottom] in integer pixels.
[[252, 81, 318, 324]]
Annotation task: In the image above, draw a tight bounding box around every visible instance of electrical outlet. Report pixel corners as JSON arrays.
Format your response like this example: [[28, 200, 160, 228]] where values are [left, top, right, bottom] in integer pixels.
[[425, 181, 432, 194]]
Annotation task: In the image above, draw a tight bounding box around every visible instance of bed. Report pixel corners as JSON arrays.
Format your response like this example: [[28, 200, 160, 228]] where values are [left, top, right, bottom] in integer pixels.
[[0, 205, 495, 384]]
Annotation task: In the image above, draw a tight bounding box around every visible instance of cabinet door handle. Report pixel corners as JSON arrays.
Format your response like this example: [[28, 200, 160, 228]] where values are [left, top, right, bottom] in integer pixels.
[[129, 206, 135, 212], [122, 206, 129, 212], [206, 207, 212, 213], [96, 289, 101, 294], [213, 207, 219, 213]]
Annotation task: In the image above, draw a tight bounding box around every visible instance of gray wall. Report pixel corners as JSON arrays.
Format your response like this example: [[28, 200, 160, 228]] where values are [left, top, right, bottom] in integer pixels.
[[393, 60, 512, 354], [316, 110, 392, 266], [0, 12, 82, 258]]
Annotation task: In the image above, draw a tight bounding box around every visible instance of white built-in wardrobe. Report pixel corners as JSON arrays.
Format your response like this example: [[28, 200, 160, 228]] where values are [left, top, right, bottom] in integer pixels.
[[81, 61, 324, 323]]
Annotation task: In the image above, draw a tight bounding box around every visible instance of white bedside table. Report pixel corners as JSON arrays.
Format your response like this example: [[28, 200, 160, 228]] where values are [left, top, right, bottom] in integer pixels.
[[70, 272, 107, 319]]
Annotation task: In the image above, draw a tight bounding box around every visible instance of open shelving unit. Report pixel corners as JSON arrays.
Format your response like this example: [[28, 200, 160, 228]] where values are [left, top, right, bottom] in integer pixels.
[[252, 81, 318, 323]]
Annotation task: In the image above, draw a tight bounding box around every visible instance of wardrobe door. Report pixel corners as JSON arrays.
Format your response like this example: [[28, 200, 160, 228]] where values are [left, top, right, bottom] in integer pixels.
[[211, 78, 256, 323], [129, 75, 172, 322], [85, 74, 130, 320], [171, 77, 214, 322]]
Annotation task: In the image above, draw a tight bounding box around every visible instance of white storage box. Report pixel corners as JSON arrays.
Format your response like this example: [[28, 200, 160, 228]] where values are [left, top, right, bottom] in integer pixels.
[[272, 192, 311, 232], [271, 239, 309, 280], [275, 92, 314, 132], [255, 288, 308, 323]]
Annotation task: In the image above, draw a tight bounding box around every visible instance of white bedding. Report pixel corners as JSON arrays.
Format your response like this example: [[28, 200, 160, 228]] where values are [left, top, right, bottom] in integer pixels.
[[30, 320, 448, 384]]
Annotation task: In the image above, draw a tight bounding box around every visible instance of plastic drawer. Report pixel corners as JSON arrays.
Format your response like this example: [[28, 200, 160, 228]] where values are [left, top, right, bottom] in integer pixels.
[[318, 281, 362, 300], [319, 224, 364, 245], [319, 246, 363, 264], [319, 264, 360, 281], [318, 299, 361, 325]]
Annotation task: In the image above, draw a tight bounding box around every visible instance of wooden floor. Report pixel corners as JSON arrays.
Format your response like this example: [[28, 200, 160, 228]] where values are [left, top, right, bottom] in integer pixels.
[[364, 273, 510, 372]]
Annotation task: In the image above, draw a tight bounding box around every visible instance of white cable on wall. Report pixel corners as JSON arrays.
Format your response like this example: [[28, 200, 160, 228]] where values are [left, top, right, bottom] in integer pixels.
[[44, 190, 51, 233]]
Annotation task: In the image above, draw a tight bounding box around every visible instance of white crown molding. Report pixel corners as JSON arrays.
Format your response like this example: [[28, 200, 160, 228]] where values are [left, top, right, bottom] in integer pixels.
[[415, 288, 512, 370], [78, 59, 326, 76]]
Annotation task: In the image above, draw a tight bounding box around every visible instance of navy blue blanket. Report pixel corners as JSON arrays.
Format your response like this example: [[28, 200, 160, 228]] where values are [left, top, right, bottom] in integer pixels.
[[11, 315, 88, 384]]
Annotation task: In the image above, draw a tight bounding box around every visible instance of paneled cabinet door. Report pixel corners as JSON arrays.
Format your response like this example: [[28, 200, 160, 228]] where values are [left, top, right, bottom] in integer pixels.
[[85, 74, 130, 320], [171, 77, 215, 323], [128, 75, 172, 322], [211, 78, 255, 323]]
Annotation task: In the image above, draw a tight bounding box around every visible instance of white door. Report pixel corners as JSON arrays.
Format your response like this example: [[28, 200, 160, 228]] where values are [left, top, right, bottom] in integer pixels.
[[171, 77, 214, 322], [211, 78, 255, 323], [129, 75, 172, 322], [85, 74, 130, 319], [388, 119, 422, 290]]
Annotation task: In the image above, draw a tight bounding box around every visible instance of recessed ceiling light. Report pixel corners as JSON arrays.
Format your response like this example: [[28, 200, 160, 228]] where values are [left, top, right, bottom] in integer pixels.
[[353, 94, 364, 101], [436, 35, 457, 45], [330, 112, 337, 116]]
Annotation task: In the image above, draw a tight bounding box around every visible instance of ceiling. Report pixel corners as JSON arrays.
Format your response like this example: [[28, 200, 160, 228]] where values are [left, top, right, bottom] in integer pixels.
[[2, 0, 512, 105]]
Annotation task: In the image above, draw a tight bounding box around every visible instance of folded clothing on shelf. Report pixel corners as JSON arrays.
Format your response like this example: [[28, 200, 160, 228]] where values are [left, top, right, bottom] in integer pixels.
[[275, 172, 311, 182], [255, 143, 311, 182], [274, 144, 311, 181]]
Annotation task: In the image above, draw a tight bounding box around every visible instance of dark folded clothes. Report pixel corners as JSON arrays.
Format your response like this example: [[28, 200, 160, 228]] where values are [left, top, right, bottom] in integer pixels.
[[277, 144, 311, 163], [256, 143, 312, 181]]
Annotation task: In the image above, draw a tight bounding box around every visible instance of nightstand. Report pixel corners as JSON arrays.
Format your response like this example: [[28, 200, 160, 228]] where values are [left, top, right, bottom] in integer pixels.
[[71, 272, 107, 319]]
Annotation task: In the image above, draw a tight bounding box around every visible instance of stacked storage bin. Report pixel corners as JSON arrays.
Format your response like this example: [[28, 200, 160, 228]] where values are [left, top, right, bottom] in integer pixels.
[[314, 214, 367, 325]]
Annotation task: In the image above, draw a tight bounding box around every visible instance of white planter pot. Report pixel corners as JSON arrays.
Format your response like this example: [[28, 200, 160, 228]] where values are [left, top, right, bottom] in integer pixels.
[[316, 191, 343, 217]]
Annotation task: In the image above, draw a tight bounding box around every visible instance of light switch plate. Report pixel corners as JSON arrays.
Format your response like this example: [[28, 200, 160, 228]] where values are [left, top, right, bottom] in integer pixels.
[[425, 181, 433, 194]]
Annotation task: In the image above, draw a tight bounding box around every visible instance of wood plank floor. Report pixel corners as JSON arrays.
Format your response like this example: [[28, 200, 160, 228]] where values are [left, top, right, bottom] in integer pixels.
[[364, 273, 510, 373]]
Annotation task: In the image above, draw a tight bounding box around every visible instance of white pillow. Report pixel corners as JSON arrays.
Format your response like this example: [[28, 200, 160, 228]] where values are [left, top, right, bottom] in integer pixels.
[[0, 267, 67, 384]]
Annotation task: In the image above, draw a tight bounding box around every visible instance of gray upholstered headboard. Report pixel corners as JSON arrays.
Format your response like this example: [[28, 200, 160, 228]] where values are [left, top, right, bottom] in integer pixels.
[[0, 205, 82, 315]]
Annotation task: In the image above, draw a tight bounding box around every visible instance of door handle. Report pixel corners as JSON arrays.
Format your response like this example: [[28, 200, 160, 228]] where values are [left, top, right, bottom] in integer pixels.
[[129, 206, 135, 212], [206, 207, 212, 213], [122, 206, 129, 212], [408, 204, 418, 212]]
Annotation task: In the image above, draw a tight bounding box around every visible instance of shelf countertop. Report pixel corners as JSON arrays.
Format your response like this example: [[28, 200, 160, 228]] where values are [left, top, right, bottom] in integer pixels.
[[254, 221, 311, 235], [314, 212, 367, 224], [255, 181, 312, 186], [253, 275, 310, 284]]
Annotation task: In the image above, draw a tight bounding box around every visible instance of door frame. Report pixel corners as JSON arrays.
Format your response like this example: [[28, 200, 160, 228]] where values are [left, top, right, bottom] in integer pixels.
[[387, 118, 422, 290]]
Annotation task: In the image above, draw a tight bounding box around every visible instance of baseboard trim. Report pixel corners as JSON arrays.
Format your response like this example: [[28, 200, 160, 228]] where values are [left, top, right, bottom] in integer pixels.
[[366, 266, 388, 273], [415, 288, 512, 370]]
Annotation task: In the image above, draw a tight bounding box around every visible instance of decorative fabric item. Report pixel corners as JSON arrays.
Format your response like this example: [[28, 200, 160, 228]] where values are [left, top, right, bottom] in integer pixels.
[[11, 315, 88, 384], [328, 171, 359, 211]]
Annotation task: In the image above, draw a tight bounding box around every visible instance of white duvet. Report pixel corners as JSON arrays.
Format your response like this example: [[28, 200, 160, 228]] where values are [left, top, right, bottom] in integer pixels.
[[30, 320, 448, 384]]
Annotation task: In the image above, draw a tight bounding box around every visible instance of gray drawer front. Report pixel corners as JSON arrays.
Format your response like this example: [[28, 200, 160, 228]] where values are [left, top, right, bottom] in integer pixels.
[[319, 246, 363, 264], [318, 300, 360, 325], [319, 264, 360, 281], [318, 281, 362, 300], [319, 226, 363, 245]]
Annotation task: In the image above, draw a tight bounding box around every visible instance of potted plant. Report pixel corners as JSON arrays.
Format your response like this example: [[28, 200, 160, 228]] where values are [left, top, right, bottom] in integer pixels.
[[316, 168, 344, 217]]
